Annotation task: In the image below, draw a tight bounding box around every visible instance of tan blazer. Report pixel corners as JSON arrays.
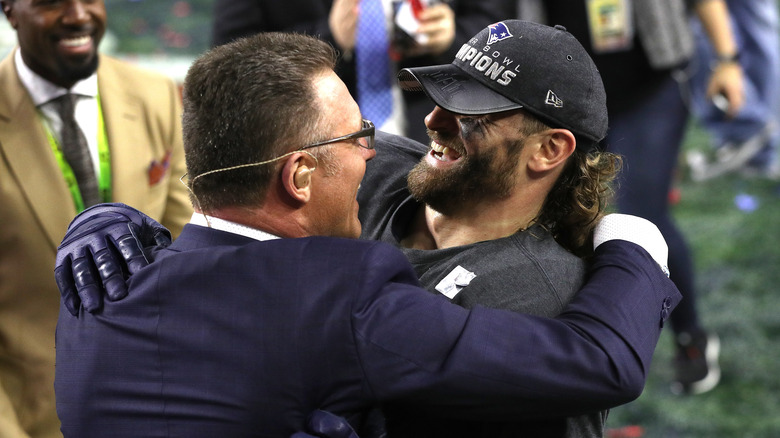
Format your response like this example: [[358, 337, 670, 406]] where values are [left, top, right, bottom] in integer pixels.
[[0, 50, 192, 438]]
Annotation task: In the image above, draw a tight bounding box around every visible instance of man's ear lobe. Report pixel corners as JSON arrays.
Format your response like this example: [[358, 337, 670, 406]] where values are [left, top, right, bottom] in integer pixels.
[[528, 129, 576, 172], [2, 2, 16, 27], [281, 154, 314, 203]]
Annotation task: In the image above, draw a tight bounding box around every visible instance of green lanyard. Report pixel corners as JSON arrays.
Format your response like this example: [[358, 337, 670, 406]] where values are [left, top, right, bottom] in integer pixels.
[[43, 94, 112, 212]]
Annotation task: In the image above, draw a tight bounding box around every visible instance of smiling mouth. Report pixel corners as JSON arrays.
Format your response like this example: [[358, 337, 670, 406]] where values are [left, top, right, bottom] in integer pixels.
[[63, 35, 90, 46], [430, 141, 463, 162]]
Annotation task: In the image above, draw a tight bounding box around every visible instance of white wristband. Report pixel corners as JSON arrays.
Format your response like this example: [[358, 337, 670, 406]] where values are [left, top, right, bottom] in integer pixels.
[[594, 214, 670, 277]]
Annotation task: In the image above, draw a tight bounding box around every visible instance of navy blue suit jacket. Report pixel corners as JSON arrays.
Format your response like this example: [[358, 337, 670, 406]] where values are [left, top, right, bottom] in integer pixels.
[[55, 224, 678, 437]]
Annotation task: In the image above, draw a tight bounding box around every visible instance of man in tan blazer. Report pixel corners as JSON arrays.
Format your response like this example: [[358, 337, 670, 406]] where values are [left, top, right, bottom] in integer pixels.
[[0, 0, 191, 436]]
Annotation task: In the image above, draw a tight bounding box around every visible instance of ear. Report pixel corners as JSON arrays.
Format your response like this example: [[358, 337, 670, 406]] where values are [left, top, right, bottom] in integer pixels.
[[1, 1, 15, 26], [280, 153, 315, 204], [527, 129, 576, 173]]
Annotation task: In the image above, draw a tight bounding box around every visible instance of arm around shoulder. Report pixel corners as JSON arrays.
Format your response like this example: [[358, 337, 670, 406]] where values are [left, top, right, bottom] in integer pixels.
[[350, 237, 679, 419]]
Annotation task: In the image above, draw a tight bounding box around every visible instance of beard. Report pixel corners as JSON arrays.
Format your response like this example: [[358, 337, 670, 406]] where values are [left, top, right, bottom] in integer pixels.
[[407, 136, 525, 216], [56, 53, 100, 85]]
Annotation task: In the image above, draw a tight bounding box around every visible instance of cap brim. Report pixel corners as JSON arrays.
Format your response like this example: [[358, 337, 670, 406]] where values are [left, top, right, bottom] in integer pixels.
[[398, 64, 522, 115]]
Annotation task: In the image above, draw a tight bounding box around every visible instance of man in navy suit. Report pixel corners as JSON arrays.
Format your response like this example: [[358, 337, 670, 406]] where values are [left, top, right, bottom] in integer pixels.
[[54, 31, 679, 437]]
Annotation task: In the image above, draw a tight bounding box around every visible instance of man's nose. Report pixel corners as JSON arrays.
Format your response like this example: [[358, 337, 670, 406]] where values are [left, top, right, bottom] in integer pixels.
[[362, 145, 377, 161], [61, 1, 91, 26], [424, 106, 459, 134]]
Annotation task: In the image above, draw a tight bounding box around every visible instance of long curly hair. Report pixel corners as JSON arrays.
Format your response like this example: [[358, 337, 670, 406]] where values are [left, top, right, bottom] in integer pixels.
[[536, 143, 622, 257]]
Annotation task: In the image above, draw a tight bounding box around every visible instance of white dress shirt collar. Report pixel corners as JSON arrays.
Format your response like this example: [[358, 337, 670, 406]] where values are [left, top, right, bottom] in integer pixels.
[[189, 213, 281, 242], [14, 48, 98, 106]]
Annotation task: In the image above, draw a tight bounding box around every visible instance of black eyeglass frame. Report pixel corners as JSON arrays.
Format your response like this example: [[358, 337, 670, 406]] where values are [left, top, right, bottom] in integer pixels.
[[299, 119, 375, 151]]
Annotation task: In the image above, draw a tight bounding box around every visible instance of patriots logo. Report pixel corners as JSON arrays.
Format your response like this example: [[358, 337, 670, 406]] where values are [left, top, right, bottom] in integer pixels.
[[487, 22, 513, 45]]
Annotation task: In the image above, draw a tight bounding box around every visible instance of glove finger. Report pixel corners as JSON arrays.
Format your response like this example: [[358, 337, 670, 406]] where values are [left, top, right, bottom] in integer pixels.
[[128, 222, 168, 265], [307, 410, 359, 438], [116, 232, 151, 273], [72, 256, 103, 313], [152, 228, 172, 248], [54, 259, 80, 317], [94, 247, 129, 302], [143, 229, 173, 264]]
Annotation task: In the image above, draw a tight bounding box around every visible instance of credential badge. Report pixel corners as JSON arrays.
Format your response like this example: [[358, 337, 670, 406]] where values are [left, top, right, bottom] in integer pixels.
[[435, 265, 477, 299]]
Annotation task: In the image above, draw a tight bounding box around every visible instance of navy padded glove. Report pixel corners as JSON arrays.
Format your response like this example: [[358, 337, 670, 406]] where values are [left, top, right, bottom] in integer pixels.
[[289, 410, 360, 438], [54, 203, 172, 315]]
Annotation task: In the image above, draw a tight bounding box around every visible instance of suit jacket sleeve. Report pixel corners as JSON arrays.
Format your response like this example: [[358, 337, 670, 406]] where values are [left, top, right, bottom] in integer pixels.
[[352, 240, 679, 420], [156, 73, 190, 238], [209, 1, 359, 97], [211, 0, 335, 47], [212, 0, 264, 46]]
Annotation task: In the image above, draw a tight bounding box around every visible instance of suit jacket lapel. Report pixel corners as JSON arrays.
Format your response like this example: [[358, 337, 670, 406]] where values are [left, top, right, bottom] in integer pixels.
[[0, 52, 77, 249], [97, 58, 150, 210]]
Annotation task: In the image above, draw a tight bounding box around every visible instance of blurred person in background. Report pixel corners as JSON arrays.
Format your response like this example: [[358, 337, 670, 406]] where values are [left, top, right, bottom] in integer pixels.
[[0, 0, 191, 436], [517, 0, 745, 395], [210, 0, 515, 143], [687, 0, 780, 180]]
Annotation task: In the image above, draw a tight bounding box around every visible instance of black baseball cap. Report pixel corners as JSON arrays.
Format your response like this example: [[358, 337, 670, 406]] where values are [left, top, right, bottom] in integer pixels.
[[398, 20, 608, 144]]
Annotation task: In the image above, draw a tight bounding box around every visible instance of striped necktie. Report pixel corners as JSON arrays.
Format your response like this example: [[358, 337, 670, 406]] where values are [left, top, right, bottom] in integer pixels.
[[356, 0, 393, 127], [49, 93, 100, 208]]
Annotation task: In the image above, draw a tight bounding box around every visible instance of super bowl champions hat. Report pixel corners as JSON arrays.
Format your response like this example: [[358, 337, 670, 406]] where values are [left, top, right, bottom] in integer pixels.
[[398, 20, 608, 143]]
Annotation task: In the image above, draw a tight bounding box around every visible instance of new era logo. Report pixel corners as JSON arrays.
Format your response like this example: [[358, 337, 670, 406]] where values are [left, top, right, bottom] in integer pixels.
[[545, 90, 563, 108]]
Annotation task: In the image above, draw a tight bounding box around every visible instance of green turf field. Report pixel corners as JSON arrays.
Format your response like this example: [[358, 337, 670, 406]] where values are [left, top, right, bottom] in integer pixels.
[[605, 123, 780, 437]]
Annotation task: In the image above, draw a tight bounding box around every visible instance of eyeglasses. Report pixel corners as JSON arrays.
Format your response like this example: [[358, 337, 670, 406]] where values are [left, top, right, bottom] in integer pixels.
[[181, 120, 374, 189], [299, 119, 375, 151]]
